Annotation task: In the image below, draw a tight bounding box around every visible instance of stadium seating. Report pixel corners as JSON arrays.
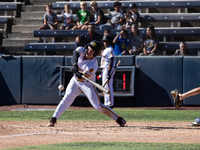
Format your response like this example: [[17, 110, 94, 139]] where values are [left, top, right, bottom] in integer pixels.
[[55, 13, 200, 27], [26, 0, 200, 55], [0, 16, 8, 24], [1, 0, 200, 55], [29, 27, 200, 55], [33, 27, 200, 37], [24, 42, 200, 54], [0, 2, 21, 17], [53, 1, 200, 10], [0, 3, 19, 11]]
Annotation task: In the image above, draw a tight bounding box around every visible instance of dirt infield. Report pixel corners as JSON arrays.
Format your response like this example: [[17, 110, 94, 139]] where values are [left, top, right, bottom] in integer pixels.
[[0, 105, 200, 149]]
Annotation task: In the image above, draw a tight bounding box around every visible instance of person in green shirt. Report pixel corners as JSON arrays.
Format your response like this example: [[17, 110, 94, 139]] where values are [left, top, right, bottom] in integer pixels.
[[72, 1, 90, 30]]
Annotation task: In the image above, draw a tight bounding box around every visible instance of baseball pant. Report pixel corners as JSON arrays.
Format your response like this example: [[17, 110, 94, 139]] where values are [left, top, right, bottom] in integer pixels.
[[102, 68, 115, 107], [53, 76, 118, 120]]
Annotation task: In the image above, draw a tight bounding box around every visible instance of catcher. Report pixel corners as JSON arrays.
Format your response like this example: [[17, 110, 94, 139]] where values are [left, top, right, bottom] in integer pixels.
[[171, 87, 200, 126]]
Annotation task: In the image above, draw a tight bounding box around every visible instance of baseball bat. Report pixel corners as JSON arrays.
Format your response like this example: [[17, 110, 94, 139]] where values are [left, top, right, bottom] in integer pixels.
[[102, 60, 121, 87], [81, 75, 110, 94]]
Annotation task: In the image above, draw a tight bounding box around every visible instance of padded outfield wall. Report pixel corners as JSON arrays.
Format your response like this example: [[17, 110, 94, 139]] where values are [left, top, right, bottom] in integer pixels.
[[0, 55, 200, 106]]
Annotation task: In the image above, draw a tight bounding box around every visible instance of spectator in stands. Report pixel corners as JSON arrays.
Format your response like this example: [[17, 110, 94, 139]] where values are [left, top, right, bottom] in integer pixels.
[[60, 4, 74, 42], [100, 28, 114, 49], [174, 42, 193, 56], [128, 24, 143, 55], [38, 3, 58, 43], [87, 1, 106, 29], [113, 29, 130, 55], [139, 25, 158, 56], [103, 28, 115, 48], [103, 28, 111, 36], [99, 1, 124, 30], [72, 1, 90, 30], [75, 23, 102, 48], [121, 3, 140, 30]]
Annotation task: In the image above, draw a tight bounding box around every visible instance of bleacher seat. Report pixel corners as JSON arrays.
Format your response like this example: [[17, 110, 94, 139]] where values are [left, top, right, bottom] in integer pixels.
[[0, 3, 18, 11], [24, 0, 200, 56], [0, 16, 8, 24], [53, 1, 200, 10], [33, 27, 200, 38], [56, 13, 200, 23], [24, 42, 200, 54], [158, 42, 200, 52]]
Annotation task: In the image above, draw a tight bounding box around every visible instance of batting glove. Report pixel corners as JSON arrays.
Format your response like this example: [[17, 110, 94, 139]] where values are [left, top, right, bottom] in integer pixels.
[[75, 72, 83, 79], [106, 74, 111, 80], [70, 64, 78, 73]]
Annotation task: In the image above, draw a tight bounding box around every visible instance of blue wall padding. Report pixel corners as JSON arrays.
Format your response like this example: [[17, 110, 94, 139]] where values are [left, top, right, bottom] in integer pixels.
[[0, 56, 21, 105], [97, 56, 135, 66], [65, 56, 135, 66], [65, 56, 72, 66], [135, 56, 183, 106], [22, 56, 65, 104], [183, 56, 200, 105]]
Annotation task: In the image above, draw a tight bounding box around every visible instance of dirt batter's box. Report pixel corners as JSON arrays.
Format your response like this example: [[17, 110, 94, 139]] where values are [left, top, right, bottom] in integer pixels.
[[59, 66, 135, 97]]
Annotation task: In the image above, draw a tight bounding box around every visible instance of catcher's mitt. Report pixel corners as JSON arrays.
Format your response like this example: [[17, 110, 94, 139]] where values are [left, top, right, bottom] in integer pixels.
[[170, 89, 182, 110]]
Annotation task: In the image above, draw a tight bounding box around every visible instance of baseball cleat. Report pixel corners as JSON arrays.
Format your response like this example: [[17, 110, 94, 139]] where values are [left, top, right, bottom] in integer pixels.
[[190, 122, 200, 126], [47, 117, 57, 127], [116, 116, 126, 127]]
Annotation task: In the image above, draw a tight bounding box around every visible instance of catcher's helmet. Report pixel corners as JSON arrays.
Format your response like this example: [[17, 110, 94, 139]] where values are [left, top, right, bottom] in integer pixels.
[[88, 40, 102, 57], [102, 35, 111, 42]]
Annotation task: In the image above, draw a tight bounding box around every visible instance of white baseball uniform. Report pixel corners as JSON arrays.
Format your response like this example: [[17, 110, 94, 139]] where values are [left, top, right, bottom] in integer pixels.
[[100, 45, 115, 107], [53, 46, 119, 121]]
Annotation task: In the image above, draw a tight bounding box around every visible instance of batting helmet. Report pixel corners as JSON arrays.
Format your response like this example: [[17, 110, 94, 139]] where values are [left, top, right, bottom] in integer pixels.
[[102, 35, 111, 42], [87, 40, 102, 57]]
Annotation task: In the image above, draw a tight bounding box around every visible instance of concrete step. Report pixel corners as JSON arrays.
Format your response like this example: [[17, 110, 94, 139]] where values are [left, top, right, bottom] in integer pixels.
[[26, 5, 46, 12], [17, 18, 43, 25], [3, 38, 38, 46], [17, 18, 63, 26], [12, 25, 41, 32], [25, 5, 61, 13], [29, 0, 65, 5], [7, 32, 34, 38], [21, 11, 45, 19]]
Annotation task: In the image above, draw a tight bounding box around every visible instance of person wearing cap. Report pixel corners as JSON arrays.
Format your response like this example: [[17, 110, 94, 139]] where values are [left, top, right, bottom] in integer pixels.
[[47, 40, 127, 127], [100, 35, 116, 108], [121, 3, 140, 30]]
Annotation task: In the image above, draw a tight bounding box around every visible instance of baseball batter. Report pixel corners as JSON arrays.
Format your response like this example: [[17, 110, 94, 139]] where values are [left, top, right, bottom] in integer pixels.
[[47, 40, 126, 127], [101, 35, 115, 108]]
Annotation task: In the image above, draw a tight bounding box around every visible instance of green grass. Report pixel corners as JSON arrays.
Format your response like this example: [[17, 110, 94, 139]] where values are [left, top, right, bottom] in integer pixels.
[[0, 109, 199, 122], [3, 142, 200, 150]]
